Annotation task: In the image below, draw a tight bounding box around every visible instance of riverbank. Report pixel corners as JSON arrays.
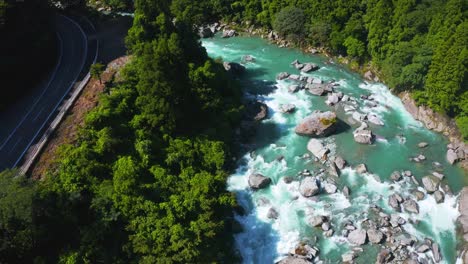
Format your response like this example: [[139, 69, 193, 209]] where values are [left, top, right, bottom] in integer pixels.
[[200, 22, 467, 172]]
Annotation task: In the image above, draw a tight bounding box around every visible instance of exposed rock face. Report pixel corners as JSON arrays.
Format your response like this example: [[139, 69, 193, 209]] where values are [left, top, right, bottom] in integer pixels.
[[447, 148, 459, 164], [400, 91, 467, 169], [458, 187, 468, 242], [422, 176, 439, 193], [248, 173, 271, 189], [295, 111, 337, 137], [198, 26, 214, 38], [307, 139, 330, 160], [402, 199, 419, 214], [223, 61, 245, 74], [299, 177, 320, 197], [222, 29, 236, 38], [367, 229, 384, 244], [348, 229, 367, 245]]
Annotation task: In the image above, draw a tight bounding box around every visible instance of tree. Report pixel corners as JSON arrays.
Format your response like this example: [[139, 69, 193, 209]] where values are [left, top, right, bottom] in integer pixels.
[[90, 63, 105, 84], [273, 6, 305, 38]]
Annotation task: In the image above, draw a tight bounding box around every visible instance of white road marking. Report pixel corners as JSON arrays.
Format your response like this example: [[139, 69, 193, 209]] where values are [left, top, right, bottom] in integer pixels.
[[12, 15, 89, 168], [0, 31, 64, 151]]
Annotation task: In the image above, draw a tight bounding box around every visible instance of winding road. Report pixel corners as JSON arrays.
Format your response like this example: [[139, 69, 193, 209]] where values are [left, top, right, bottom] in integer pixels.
[[0, 14, 93, 170]]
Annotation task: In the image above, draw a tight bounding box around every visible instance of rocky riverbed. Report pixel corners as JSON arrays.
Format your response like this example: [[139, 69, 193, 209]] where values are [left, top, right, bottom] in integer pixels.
[[202, 33, 467, 264]]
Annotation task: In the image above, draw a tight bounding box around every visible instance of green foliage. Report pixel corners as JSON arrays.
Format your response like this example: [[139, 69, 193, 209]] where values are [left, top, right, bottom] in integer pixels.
[[90, 62, 105, 84], [0, 170, 35, 263], [273, 6, 305, 37]]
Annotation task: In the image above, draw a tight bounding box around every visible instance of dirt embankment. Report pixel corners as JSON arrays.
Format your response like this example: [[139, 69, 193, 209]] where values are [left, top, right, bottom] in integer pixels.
[[31, 56, 130, 179]]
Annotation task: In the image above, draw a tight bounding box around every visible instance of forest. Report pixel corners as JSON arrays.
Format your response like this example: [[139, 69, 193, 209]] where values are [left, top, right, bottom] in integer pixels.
[[0, 0, 243, 263], [0, 0, 466, 263]]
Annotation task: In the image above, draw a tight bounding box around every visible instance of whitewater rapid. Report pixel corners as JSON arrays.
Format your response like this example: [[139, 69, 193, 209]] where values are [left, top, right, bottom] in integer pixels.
[[202, 35, 466, 263]]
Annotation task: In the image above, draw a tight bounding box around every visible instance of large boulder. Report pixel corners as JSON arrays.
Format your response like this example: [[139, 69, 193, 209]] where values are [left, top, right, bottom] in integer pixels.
[[388, 193, 403, 211], [334, 156, 347, 169], [434, 190, 445, 203], [279, 104, 296, 113], [323, 182, 337, 194], [223, 61, 245, 74], [248, 173, 271, 189], [222, 29, 236, 38], [299, 177, 320, 197], [307, 139, 330, 160], [354, 127, 374, 144], [295, 111, 338, 137], [447, 148, 459, 164], [301, 63, 319, 73], [367, 229, 384, 244], [422, 176, 439, 193], [348, 229, 367, 245], [402, 199, 419, 214], [305, 84, 327, 96]]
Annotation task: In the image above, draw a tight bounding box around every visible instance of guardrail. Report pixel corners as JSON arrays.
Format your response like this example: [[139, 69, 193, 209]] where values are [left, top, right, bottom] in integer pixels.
[[17, 15, 98, 176]]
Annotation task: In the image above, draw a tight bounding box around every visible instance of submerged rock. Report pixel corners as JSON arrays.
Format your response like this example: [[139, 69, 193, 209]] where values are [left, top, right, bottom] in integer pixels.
[[418, 142, 429, 148], [295, 111, 338, 137], [390, 171, 402, 181], [267, 207, 279, 219], [223, 61, 245, 74], [242, 55, 255, 62], [307, 139, 330, 160], [356, 164, 367, 174], [248, 173, 271, 189], [348, 229, 367, 245], [422, 176, 439, 193], [299, 177, 320, 197]]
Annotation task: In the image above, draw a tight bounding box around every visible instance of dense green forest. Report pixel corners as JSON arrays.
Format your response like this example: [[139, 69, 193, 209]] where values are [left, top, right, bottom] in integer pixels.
[[0, 0, 242, 263], [0, 0, 56, 110], [171, 0, 467, 139]]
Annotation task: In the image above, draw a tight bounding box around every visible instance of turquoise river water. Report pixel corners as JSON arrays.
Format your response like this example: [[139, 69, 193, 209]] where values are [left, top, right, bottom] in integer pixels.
[[202, 35, 467, 264]]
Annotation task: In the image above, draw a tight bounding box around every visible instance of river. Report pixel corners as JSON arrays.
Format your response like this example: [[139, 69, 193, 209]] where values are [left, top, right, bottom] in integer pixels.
[[202, 35, 467, 264]]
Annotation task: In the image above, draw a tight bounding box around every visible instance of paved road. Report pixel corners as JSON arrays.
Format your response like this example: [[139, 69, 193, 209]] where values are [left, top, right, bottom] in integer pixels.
[[0, 15, 88, 170]]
